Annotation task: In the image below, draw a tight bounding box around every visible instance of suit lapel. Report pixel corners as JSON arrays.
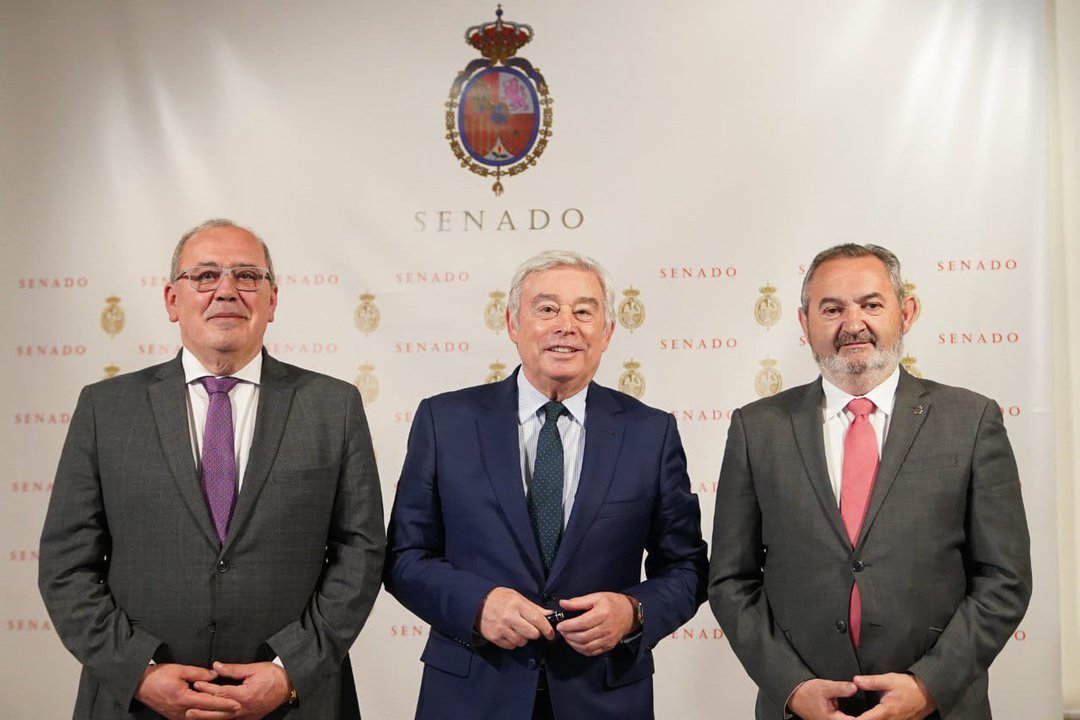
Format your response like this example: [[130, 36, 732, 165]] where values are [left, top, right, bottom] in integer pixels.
[[224, 352, 295, 552], [791, 380, 850, 546], [857, 370, 929, 546], [477, 373, 545, 581], [148, 355, 220, 549], [547, 383, 625, 585]]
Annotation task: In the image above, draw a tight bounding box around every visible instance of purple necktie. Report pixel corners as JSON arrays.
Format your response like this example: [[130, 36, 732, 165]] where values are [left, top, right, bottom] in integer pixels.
[[200, 376, 240, 544]]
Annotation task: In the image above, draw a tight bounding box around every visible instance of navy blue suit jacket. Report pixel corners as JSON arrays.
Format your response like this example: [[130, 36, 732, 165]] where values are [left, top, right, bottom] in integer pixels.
[[385, 372, 707, 720]]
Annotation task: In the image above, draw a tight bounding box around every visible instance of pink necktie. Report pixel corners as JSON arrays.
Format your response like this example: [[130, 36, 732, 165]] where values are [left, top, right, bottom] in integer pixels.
[[200, 376, 240, 544], [840, 397, 878, 649]]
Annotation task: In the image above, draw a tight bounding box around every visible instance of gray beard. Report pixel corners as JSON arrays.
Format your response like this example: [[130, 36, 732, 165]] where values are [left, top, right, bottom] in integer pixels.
[[815, 337, 903, 395]]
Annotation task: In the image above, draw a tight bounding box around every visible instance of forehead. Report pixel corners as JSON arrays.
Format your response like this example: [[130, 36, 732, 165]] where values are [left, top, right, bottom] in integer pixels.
[[521, 266, 602, 299], [180, 227, 267, 266], [807, 255, 893, 300]]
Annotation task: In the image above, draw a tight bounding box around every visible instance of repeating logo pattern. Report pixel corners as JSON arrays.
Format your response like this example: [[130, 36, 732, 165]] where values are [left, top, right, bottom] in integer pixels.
[[354, 363, 379, 404], [900, 355, 922, 378], [619, 359, 645, 399], [753, 285, 781, 329], [485, 290, 508, 333], [354, 293, 380, 334], [618, 287, 645, 332], [446, 6, 553, 195], [101, 296, 125, 337], [754, 358, 783, 398], [486, 360, 508, 384]]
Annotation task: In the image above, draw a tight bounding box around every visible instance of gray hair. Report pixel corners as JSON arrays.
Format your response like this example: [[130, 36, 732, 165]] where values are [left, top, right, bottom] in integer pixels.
[[800, 243, 904, 312], [507, 250, 616, 329], [170, 218, 276, 287]]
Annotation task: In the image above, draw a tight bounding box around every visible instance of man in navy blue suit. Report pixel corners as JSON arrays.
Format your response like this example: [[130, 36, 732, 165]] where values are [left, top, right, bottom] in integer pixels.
[[385, 250, 708, 720]]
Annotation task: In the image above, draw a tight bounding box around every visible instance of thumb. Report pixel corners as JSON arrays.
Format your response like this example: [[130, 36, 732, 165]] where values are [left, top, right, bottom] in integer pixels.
[[173, 664, 217, 682], [826, 679, 859, 698], [212, 661, 252, 680], [852, 674, 892, 691], [559, 594, 597, 611]]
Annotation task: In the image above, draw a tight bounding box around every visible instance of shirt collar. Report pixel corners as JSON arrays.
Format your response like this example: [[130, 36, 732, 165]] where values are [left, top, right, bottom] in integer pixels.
[[516, 368, 588, 425], [181, 347, 263, 386], [821, 365, 900, 420]]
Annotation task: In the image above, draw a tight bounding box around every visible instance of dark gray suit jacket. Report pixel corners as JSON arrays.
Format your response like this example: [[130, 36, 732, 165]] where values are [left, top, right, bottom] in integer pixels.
[[39, 352, 385, 719], [708, 370, 1031, 719]]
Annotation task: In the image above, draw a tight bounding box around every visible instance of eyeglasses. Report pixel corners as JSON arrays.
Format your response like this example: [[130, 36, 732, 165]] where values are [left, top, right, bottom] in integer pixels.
[[174, 266, 272, 292]]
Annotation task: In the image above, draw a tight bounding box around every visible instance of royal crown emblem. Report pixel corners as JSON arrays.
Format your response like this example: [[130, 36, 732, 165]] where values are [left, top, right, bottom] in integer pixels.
[[446, 6, 553, 196], [618, 360, 645, 399], [485, 360, 508, 384], [903, 281, 921, 322], [353, 363, 379, 405], [900, 355, 923, 378], [485, 291, 508, 333], [754, 358, 783, 398], [618, 288, 645, 332], [101, 295, 125, 337], [103, 363, 120, 380], [753, 285, 781, 329], [354, 293, 380, 334]]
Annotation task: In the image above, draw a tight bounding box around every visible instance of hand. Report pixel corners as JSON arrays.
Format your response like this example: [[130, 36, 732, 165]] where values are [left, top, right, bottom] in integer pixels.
[[133, 663, 240, 720], [475, 587, 556, 649], [787, 678, 859, 720], [188, 661, 292, 719], [852, 673, 935, 720], [555, 592, 636, 657]]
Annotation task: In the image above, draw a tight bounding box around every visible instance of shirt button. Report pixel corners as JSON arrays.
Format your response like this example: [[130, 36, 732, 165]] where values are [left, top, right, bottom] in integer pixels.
[[835, 619, 848, 633], [851, 560, 865, 572], [217, 560, 229, 573]]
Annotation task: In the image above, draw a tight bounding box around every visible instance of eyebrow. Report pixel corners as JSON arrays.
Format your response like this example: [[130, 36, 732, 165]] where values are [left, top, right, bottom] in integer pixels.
[[188, 261, 263, 269], [531, 293, 600, 307], [817, 292, 887, 308]]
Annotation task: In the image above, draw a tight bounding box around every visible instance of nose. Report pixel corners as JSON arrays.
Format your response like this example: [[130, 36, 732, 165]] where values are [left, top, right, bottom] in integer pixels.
[[213, 272, 239, 299], [554, 305, 576, 333], [840, 308, 866, 332]]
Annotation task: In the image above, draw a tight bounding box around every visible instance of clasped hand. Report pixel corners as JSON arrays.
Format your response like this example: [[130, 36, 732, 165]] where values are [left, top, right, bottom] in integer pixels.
[[476, 587, 637, 657], [788, 674, 936, 720], [134, 660, 292, 720]]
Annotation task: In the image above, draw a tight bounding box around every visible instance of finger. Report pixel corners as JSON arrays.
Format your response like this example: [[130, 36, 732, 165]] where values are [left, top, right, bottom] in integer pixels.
[[559, 594, 597, 612], [211, 661, 253, 680], [559, 623, 606, 645], [519, 606, 556, 641], [853, 673, 897, 692], [175, 665, 219, 683], [823, 680, 859, 698], [185, 711, 239, 720], [180, 687, 242, 712], [850, 706, 888, 720]]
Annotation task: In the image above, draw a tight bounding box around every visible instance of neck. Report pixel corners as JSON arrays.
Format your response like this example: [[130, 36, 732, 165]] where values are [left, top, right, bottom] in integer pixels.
[[186, 346, 260, 376], [521, 368, 591, 402], [821, 365, 895, 397]]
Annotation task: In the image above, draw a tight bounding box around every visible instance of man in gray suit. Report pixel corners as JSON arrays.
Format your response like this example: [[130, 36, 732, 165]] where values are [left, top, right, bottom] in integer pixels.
[[39, 219, 385, 719], [709, 244, 1031, 719]]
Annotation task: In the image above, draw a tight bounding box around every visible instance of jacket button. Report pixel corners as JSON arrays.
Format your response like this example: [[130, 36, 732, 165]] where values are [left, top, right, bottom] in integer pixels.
[[217, 560, 229, 573], [541, 593, 552, 603], [835, 619, 848, 633], [208, 621, 217, 633], [851, 560, 865, 572], [527, 658, 538, 669]]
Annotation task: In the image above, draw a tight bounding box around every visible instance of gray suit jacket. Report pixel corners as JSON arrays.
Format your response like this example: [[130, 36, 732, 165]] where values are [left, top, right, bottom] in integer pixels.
[[39, 352, 385, 719], [708, 370, 1031, 719]]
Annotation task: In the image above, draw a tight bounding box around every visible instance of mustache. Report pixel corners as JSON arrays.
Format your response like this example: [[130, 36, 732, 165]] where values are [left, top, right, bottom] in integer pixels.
[[835, 330, 876, 350]]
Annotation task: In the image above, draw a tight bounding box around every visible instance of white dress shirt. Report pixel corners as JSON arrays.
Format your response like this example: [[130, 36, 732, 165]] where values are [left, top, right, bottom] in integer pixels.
[[517, 371, 587, 529], [820, 366, 901, 505], [181, 348, 262, 490]]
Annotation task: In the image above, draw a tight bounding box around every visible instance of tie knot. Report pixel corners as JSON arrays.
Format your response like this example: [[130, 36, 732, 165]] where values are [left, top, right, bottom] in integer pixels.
[[542, 401, 567, 423], [847, 397, 875, 418], [201, 376, 240, 395]]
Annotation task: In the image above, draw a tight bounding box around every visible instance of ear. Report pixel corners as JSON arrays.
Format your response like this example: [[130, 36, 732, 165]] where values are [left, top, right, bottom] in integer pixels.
[[267, 285, 279, 322], [164, 283, 180, 323], [899, 295, 917, 334], [797, 306, 810, 339], [506, 307, 518, 344], [600, 320, 615, 351]]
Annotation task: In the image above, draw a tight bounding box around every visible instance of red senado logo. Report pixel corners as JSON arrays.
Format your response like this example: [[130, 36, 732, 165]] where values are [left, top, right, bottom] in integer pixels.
[[936, 332, 1019, 345], [17, 276, 88, 289], [936, 258, 1018, 272], [659, 266, 737, 280]]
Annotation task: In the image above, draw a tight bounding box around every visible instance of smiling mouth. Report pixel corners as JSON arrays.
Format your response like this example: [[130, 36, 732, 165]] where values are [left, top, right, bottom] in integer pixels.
[[547, 346, 579, 354]]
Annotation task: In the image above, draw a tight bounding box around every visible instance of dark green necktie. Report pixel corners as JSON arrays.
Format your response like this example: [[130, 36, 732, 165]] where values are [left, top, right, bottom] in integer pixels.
[[529, 401, 566, 574]]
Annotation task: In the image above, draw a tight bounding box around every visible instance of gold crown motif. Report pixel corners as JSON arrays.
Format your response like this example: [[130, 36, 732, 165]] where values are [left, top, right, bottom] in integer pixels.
[[466, 6, 534, 64]]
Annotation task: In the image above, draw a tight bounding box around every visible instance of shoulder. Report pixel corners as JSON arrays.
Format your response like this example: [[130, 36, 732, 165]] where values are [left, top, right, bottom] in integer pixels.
[[906, 374, 998, 416], [735, 379, 819, 420]]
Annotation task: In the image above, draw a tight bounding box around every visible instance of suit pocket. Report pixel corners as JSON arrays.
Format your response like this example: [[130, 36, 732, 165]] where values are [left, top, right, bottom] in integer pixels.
[[595, 497, 652, 519], [420, 631, 474, 678], [925, 625, 944, 653], [604, 650, 654, 688]]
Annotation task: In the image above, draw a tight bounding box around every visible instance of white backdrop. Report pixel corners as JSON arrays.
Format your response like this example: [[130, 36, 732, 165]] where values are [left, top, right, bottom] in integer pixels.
[[0, 2, 1063, 718]]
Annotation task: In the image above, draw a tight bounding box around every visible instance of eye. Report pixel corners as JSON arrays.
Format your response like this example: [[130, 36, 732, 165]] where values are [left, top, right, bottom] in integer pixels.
[[193, 268, 221, 282], [864, 302, 884, 311], [534, 304, 559, 318], [234, 268, 261, 283], [573, 307, 595, 321], [822, 306, 841, 317]]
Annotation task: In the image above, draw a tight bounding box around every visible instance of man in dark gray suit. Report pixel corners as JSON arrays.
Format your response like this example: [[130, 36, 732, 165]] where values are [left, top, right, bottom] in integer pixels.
[[709, 244, 1031, 719], [39, 219, 385, 719]]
